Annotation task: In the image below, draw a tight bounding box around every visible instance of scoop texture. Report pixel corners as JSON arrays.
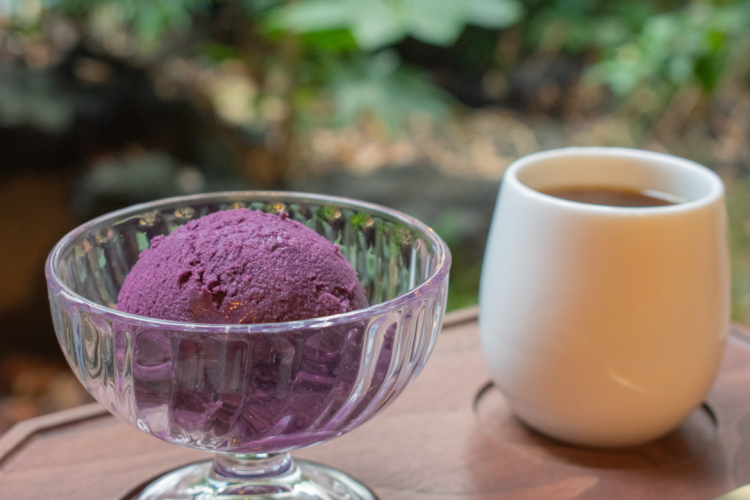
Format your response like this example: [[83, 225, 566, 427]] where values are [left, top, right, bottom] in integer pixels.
[[116, 208, 368, 324]]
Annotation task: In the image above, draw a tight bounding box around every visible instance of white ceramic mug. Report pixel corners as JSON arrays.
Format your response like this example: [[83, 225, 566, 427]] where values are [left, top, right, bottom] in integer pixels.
[[479, 147, 730, 447]]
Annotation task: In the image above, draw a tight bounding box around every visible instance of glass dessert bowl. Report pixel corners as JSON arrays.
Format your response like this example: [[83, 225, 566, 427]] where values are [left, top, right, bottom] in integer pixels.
[[45, 192, 451, 500]]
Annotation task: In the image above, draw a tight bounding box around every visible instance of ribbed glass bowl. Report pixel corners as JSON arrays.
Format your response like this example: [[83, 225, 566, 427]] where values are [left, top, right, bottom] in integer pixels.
[[45, 191, 450, 500]]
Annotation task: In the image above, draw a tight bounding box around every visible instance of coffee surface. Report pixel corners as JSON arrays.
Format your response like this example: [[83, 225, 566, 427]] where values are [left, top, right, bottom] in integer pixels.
[[541, 186, 681, 208]]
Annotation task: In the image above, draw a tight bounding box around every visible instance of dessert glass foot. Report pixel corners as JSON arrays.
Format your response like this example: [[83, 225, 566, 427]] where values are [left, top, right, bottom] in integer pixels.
[[46, 192, 450, 500], [137, 454, 375, 500]]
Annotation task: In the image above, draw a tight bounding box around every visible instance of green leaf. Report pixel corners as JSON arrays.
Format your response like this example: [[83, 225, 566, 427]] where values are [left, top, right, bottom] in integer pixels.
[[242, 0, 282, 14], [466, 0, 523, 29], [327, 53, 449, 132], [300, 29, 358, 54], [273, 0, 353, 33], [402, 0, 466, 46], [349, 0, 405, 50], [272, 0, 523, 50], [369, 50, 400, 76], [668, 55, 693, 84], [201, 42, 242, 62], [705, 29, 726, 54]]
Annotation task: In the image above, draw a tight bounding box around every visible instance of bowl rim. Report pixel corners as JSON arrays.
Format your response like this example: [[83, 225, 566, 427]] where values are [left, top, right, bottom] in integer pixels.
[[45, 191, 452, 333]]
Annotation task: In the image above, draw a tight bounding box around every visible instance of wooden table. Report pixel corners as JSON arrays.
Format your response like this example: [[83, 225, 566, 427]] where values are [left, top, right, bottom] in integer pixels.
[[2, 308, 750, 499]]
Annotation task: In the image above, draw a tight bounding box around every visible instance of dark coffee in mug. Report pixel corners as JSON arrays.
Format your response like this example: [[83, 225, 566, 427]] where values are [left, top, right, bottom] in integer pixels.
[[541, 186, 683, 208]]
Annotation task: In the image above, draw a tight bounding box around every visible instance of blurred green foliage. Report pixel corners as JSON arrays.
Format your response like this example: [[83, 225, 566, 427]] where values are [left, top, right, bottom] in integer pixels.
[[520, 0, 750, 99], [590, 1, 750, 96], [9, 0, 748, 132], [3, 0, 750, 316], [3, 0, 523, 132], [3, 0, 749, 132], [520, 0, 657, 55], [39, 0, 208, 44]]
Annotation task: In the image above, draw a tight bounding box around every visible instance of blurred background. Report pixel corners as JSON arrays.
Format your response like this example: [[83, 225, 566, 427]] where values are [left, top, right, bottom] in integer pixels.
[[0, 0, 749, 433]]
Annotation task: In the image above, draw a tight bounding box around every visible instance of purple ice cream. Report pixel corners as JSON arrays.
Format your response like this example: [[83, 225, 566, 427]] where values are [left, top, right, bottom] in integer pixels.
[[117, 208, 368, 323]]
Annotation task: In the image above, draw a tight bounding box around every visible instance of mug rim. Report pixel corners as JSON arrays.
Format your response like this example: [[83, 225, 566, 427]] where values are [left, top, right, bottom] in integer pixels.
[[504, 147, 724, 215]]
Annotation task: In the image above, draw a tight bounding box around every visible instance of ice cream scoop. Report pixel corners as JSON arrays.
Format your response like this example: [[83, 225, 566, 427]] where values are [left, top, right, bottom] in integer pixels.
[[117, 208, 368, 324]]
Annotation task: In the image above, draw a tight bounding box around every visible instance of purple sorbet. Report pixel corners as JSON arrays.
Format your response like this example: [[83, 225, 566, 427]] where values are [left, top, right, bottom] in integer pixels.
[[117, 209, 368, 324]]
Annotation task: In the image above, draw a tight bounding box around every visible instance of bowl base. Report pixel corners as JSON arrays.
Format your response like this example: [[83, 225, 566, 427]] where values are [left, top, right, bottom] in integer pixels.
[[135, 459, 377, 500]]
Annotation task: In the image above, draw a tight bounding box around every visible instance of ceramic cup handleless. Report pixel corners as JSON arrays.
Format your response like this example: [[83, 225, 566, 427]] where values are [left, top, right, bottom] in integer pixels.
[[479, 147, 730, 447]]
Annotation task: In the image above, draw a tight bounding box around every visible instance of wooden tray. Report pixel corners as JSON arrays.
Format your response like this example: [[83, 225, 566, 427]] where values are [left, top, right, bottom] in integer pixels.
[[2, 307, 750, 499]]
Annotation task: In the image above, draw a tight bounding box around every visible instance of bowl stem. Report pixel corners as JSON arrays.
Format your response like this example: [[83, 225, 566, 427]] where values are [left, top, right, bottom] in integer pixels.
[[134, 452, 377, 499], [212, 453, 293, 480]]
